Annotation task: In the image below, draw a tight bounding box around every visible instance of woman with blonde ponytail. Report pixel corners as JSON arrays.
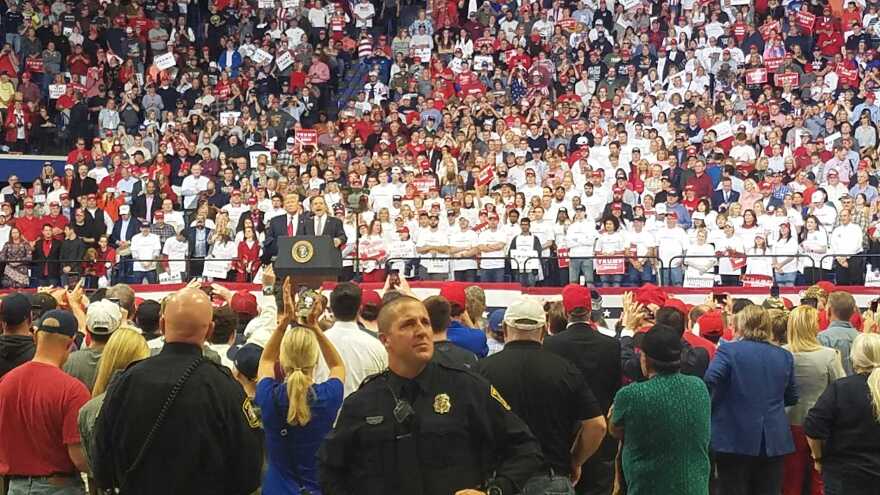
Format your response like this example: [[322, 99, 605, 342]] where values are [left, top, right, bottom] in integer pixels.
[[805, 333, 880, 495], [255, 277, 345, 495]]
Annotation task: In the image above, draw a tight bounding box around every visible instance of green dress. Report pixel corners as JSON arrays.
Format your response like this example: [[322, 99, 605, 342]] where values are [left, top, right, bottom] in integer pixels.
[[612, 373, 711, 495]]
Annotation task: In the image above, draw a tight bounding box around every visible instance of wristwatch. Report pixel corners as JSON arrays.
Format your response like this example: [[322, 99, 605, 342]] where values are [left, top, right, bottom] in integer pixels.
[[486, 486, 503, 495], [262, 286, 275, 296]]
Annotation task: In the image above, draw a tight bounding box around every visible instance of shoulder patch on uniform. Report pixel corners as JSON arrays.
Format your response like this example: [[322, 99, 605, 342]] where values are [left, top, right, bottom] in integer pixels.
[[490, 385, 511, 411], [242, 399, 261, 429]]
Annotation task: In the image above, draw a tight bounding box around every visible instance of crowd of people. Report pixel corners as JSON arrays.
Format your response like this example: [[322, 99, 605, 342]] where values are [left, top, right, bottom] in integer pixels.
[[0, 0, 880, 287], [1, 269, 880, 495]]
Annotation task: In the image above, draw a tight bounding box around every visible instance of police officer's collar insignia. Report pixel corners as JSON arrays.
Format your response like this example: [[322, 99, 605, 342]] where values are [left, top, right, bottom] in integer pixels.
[[490, 385, 511, 411], [242, 399, 261, 429], [366, 415, 384, 425], [433, 393, 451, 415]]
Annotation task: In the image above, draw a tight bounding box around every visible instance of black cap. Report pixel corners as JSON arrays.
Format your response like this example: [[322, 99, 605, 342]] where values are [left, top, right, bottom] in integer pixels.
[[633, 215, 646, 222], [1, 293, 31, 326], [29, 292, 58, 319], [227, 343, 263, 381], [667, 189, 680, 196], [638, 324, 682, 362], [575, 205, 586, 211], [36, 309, 79, 337]]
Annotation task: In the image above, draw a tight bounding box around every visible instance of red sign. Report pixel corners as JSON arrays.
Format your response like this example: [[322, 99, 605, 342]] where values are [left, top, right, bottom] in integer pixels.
[[745, 68, 768, 85], [295, 129, 318, 147], [759, 20, 780, 39], [741, 274, 774, 287], [837, 65, 859, 86], [557, 247, 570, 269], [413, 176, 436, 194], [25, 58, 43, 73], [477, 165, 494, 186], [795, 11, 816, 32], [764, 57, 783, 72], [729, 253, 747, 270], [556, 18, 578, 31], [732, 22, 747, 39], [774, 72, 799, 88], [595, 254, 625, 275]]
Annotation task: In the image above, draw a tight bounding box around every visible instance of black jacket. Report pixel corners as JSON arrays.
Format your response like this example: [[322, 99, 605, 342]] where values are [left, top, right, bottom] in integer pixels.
[[31, 238, 62, 278], [59, 237, 87, 272], [0, 335, 35, 378]]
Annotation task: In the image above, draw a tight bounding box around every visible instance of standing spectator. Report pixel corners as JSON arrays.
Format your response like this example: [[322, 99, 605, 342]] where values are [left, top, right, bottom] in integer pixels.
[[0, 293, 35, 378], [544, 284, 621, 495], [805, 333, 880, 495], [818, 291, 861, 375], [830, 208, 865, 285], [31, 224, 62, 287], [439, 282, 489, 358], [78, 329, 150, 472], [92, 287, 263, 494], [0, 227, 32, 288], [63, 299, 123, 391], [110, 205, 141, 284], [0, 308, 90, 494], [129, 223, 161, 284], [423, 295, 478, 369], [704, 305, 799, 495], [184, 216, 212, 278], [609, 324, 712, 494], [478, 295, 607, 493], [783, 306, 846, 495], [59, 224, 86, 287], [314, 282, 387, 398], [254, 278, 345, 495]]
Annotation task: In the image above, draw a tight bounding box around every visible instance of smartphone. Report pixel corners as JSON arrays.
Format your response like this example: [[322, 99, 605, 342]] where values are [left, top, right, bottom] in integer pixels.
[[713, 294, 728, 306], [801, 297, 818, 309], [871, 298, 880, 313], [770, 285, 780, 299], [67, 272, 80, 290], [389, 272, 400, 288]]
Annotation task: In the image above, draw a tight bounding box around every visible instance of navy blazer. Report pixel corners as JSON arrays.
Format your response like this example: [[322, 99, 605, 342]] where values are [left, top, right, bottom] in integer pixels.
[[110, 217, 143, 248], [711, 189, 740, 210], [704, 340, 798, 457], [262, 213, 310, 263]]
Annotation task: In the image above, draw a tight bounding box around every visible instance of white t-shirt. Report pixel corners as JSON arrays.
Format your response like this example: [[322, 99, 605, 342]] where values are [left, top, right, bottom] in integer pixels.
[[478, 228, 509, 269]]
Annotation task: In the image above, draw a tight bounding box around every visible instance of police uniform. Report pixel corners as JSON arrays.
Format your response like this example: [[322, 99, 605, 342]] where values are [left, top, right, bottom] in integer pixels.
[[318, 361, 544, 495], [92, 342, 263, 495]]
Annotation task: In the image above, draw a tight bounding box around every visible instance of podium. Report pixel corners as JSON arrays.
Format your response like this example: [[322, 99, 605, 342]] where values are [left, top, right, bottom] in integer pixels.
[[273, 236, 343, 289]]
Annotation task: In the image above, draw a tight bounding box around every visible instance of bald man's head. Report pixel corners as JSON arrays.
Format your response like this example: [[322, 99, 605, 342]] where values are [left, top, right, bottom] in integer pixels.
[[161, 288, 215, 345]]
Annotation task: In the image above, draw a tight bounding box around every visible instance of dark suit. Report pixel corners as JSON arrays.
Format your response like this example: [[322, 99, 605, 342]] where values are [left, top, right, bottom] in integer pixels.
[[306, 214, 348, 247], [712, 189, 740, 211], [70, 176, 98, 203], [30, 238, 62, 286], [111, 216, 142, 283], [132, 194, 162, 223], [544, 322, 621, 495], [184, 225, 213, 277], [262, 212, 310, 263], [236, 210, 266, 234]]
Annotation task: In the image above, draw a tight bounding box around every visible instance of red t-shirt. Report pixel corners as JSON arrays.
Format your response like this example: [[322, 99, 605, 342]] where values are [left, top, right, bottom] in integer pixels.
[[0, 361, 90, 476]]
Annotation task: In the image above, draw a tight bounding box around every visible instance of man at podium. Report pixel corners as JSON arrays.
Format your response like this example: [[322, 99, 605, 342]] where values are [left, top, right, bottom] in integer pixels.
[[263, 193, 346, 263]]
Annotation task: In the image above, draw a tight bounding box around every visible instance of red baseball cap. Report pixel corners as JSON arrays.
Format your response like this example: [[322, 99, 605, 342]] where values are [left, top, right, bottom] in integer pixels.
[[230, 290, 258, 317], [561, 284, 591, 314], [439, 282, 467, 308]]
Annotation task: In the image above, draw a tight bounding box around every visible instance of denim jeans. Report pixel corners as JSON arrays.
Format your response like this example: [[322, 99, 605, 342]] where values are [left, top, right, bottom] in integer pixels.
[[518, 271, 538, 286], [625, 263, 655, 286], [660, 267, 683, 286], [774, 272, 797, 286], [8, 476, 85, 495], [568, 258, 594, 285], [522, 472, 576, 495], [131, 270, 158, 284], [480, 267, 506, 283], [599, 274, 623, 287]]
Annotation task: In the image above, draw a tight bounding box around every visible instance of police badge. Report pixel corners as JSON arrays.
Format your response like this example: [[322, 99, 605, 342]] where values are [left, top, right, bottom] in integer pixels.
[[433, 393, 451, 414]]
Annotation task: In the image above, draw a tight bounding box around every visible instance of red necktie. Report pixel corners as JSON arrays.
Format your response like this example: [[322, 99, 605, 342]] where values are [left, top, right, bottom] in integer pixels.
[[287, 217, 294, 236]]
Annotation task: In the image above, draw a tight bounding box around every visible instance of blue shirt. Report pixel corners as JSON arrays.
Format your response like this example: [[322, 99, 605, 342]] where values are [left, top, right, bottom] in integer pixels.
[[447, 321, 488, 358], [254, 377, 344, 495]]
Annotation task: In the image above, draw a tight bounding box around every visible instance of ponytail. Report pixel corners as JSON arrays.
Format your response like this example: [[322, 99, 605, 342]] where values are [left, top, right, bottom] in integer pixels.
[[868, 368, 880, 423], [285, 368, 314, 426], [279, 327, 320, 427]]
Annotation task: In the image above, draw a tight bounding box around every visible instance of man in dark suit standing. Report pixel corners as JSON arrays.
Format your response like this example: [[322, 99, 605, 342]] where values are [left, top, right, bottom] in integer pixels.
[[544, 285, 621, 495], [183, 216, 213, 277], [308, 195, 347, 249], [110, 205, 142, 284], [236, 197, 266, 235], [711, 177, 740, 212], [131, 180, 162, 224], [263, 192, 309, 263], [31, 224, 62, 287]]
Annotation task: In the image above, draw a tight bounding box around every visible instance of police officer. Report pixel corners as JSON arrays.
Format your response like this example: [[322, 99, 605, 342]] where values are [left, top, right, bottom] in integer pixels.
[[92, 286, 263, 494], [319, 295, 544, 495]]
